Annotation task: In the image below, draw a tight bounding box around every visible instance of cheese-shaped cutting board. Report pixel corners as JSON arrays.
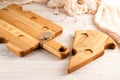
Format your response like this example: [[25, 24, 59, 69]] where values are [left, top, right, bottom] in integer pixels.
[[0, 4, 70, 58], [68, 30, 116, 73]]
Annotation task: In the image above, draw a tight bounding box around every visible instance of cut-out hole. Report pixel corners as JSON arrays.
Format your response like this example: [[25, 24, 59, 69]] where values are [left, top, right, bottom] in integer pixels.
[[84, 49, 93, 55], [71, 49, 77, 56], [59, 47, 66, 52], [105, 43, 115, 49], [0, 38, 8, 43], [42, 26, 49, 30], [3, 8, 8, 11], [19, 6, 22, 10], [31, 16, 37, 20], [81, 33, 88, 38], [18, 35, 24, 38], [0, 38, 5, 43]]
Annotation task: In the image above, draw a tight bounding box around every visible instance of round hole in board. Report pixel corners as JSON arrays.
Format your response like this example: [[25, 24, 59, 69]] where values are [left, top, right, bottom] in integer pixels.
[[18, 35, 24, 38], [19, 6, 22, 10], [42, 26, 49, 31], [84, 49, 93, 55], [2, 8, 8, 11], [31, 16, 37, 20], [59, 47, 67, 52], [81, 33, 88, 38]]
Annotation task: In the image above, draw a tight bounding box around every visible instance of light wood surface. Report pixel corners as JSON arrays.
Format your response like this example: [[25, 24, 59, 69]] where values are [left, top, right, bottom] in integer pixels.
[[68, 30, 116, 73], [0, 4, 70, 58], [0, 3, 120, 80]]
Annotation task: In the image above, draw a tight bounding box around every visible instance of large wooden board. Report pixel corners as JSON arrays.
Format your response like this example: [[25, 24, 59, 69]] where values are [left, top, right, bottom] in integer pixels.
[[0, 4, 70, 58], [68, 30, 116, 73]]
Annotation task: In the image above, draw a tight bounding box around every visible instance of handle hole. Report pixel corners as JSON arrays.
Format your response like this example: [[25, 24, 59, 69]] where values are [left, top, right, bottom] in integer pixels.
[[71, 49, 77, 56], [59, 47, 66, 52], [0, 37, 8, 43], [0, 38, 5, 43]]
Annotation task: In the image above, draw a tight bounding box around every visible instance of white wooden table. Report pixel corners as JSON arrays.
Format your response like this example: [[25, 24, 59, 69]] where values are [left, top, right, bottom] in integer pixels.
[[0, 3, 120, 80]]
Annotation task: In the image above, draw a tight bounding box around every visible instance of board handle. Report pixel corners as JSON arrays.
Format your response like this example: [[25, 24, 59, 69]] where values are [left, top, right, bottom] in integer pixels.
[[42, 40, 70, 59]]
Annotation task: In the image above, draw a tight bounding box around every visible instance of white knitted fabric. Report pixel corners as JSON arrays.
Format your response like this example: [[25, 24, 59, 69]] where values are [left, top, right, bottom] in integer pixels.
[[95, 0, 120, 43]]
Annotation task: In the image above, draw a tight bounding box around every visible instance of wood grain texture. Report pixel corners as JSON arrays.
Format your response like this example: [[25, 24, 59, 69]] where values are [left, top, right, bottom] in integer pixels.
[[0, 4, 70, 58], [0, 19, 39, 56], [6, 4, 62, 37], [68, 30, 116, 73]]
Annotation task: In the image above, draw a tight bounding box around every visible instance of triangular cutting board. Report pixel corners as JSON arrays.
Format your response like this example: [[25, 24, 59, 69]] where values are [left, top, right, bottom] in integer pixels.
[[68, 30, 116, 73]]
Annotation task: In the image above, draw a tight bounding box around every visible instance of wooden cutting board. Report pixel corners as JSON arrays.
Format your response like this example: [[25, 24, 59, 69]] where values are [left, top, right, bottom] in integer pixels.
[[68, 30, 116, 73], [0, 4, 70, 58]]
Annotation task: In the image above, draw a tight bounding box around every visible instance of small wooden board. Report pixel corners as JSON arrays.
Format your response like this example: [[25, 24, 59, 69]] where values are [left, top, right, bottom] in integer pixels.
[[0, 4, 70, 58], [68, 30, 116, 73]]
